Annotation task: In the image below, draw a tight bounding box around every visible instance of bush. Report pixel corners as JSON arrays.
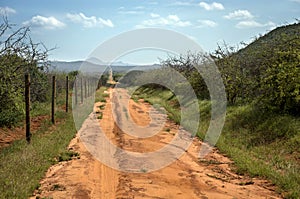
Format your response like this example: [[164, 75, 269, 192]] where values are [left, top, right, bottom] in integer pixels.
[[0, 18, 50, 127]]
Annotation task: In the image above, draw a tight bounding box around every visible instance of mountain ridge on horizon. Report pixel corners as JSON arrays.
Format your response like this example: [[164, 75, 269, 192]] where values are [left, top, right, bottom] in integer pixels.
[[50, 57, 161, 72]]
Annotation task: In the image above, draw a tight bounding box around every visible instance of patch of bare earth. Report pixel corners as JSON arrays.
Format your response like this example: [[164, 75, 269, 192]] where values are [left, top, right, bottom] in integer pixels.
[[0, 115, 49, 150], [32, 88, 282, 199]]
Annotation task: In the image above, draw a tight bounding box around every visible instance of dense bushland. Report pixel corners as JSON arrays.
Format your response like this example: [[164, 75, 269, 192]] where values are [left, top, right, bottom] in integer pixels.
[[0, 18, 50, 126], [0, 18, 81, 127], [213, 22, 300, 114]]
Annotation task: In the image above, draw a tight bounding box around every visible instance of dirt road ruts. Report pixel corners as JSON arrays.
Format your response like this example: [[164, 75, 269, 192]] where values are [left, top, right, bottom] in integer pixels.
[[32, 88, 281, 199]]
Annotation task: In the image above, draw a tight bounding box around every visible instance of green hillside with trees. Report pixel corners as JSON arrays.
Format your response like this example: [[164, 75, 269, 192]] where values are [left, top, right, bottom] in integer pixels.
[[214, 22, 299, 114]]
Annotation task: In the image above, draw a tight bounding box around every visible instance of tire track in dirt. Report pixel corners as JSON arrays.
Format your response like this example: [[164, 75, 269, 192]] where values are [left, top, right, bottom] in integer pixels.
[[107, 88, 282, 199], [32, 88, 282, 199], [111, 92, 135, 199]]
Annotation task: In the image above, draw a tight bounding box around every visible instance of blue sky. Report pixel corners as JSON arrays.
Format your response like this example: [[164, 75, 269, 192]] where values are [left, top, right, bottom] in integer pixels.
[[1, 0, 299, 64]]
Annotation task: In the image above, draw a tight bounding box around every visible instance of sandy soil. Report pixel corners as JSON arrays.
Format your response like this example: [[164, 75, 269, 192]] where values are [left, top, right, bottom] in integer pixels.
[[32, 88, 282, 199], [0, 115, 49, 150]]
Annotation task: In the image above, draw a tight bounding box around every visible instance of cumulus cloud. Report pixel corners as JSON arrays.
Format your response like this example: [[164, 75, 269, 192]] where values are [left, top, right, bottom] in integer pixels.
[[136, 14, 192, 28], [66, 13, 114, 28], [198, 19, 218, 27], [236, 20, 276, 29], [119, 10, 143, 15], [224, 10, 254, 20], [0, 7, 16, 15], [150, 13, 160, 18], [199, 2, 224, 11], [23, 15, 65, 29], [118, 6, 144, 15], [172, 1, 193, 6], [224, 10, 276, 29]]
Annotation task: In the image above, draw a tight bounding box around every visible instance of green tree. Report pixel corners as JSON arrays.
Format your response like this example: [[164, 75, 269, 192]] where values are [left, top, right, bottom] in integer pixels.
[[0, 17, 50, 126], [260, 49, 300, 114], [160, 52, 210, 99]]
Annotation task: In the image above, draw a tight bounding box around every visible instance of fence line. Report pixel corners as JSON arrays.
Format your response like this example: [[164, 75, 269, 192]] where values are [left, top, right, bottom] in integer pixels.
[[51, 76, 56, 124], [66, 76, 69, 113], [23, 74, 101, 144], [25, 74, 31, 143]]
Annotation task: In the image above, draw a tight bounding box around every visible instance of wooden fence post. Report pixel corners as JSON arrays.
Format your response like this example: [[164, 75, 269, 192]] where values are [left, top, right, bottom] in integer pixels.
[[25, 74, 31, 143], [97, 79, 100, 90], [74, 79, 78, 105], [81, 78, 83, 104], [85, 79, 87, 99], [66, 76, 69, 112], [87, 79, 90, 97], [51, 76, 56, 124]]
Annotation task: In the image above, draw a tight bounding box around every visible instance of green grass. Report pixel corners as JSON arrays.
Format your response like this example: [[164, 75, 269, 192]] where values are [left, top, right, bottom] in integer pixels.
[[131, 94, 139, 103], [31, 102, 51, 118], [0, 82, 107, 198], [97, 112, 103, 119], [135, 86, 300, 198], [94, 87, 108, 120], [122, 106, 129, 120], [95, 87, 108, 103], [0, 113, 77, 198], [57, 150, 79, 162], [218, 106, 300, 198], [135, 88, 181, 123], [49, 184, 66, 191], [98, 104, 105, 110], [165, 128, 171, 132]]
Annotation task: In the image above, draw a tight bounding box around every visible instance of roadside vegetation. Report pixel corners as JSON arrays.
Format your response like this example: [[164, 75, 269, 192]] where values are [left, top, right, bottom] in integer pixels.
[[0, 86, 109, 198], [0, 17, 87, 198], [131, 22, 300, 198], [0, 17, 79, 128], [134, 88, 299, 198], [0, 111, 76, 198]]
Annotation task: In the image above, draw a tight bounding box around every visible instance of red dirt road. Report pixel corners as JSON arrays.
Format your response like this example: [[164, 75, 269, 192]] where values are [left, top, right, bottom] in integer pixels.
[[32, 88, 281, 199]]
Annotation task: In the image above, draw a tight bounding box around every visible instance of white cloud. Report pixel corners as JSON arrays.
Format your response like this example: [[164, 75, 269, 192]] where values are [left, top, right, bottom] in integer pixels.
[[168, 15, 180, 21], [199, 2, 224, 11], [0, 7, 16, 15], [198, 19, 218, 27], [119, 10, 143, 15], [224, 10, 254, 20], [236, 20, 276, 29], [66, 13, 114, 28], [150, 13, 160, 18], [136, 14, 191, 28], [290, 0, 300, 3], [118, 6, 144, 15], [134, 6, 145, 10], [172, 1, 193, 6], [224, 10, 276, 29], [23, 15, 65, 29]]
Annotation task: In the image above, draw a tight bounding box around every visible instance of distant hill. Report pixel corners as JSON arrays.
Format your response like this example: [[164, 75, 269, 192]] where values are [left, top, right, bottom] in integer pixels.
[[50, 60, 84, 72], [217, 21, 299, 113], [50, 59, 161, 73], [242, 22, 299, 51], [234, 22, 300, 69]]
